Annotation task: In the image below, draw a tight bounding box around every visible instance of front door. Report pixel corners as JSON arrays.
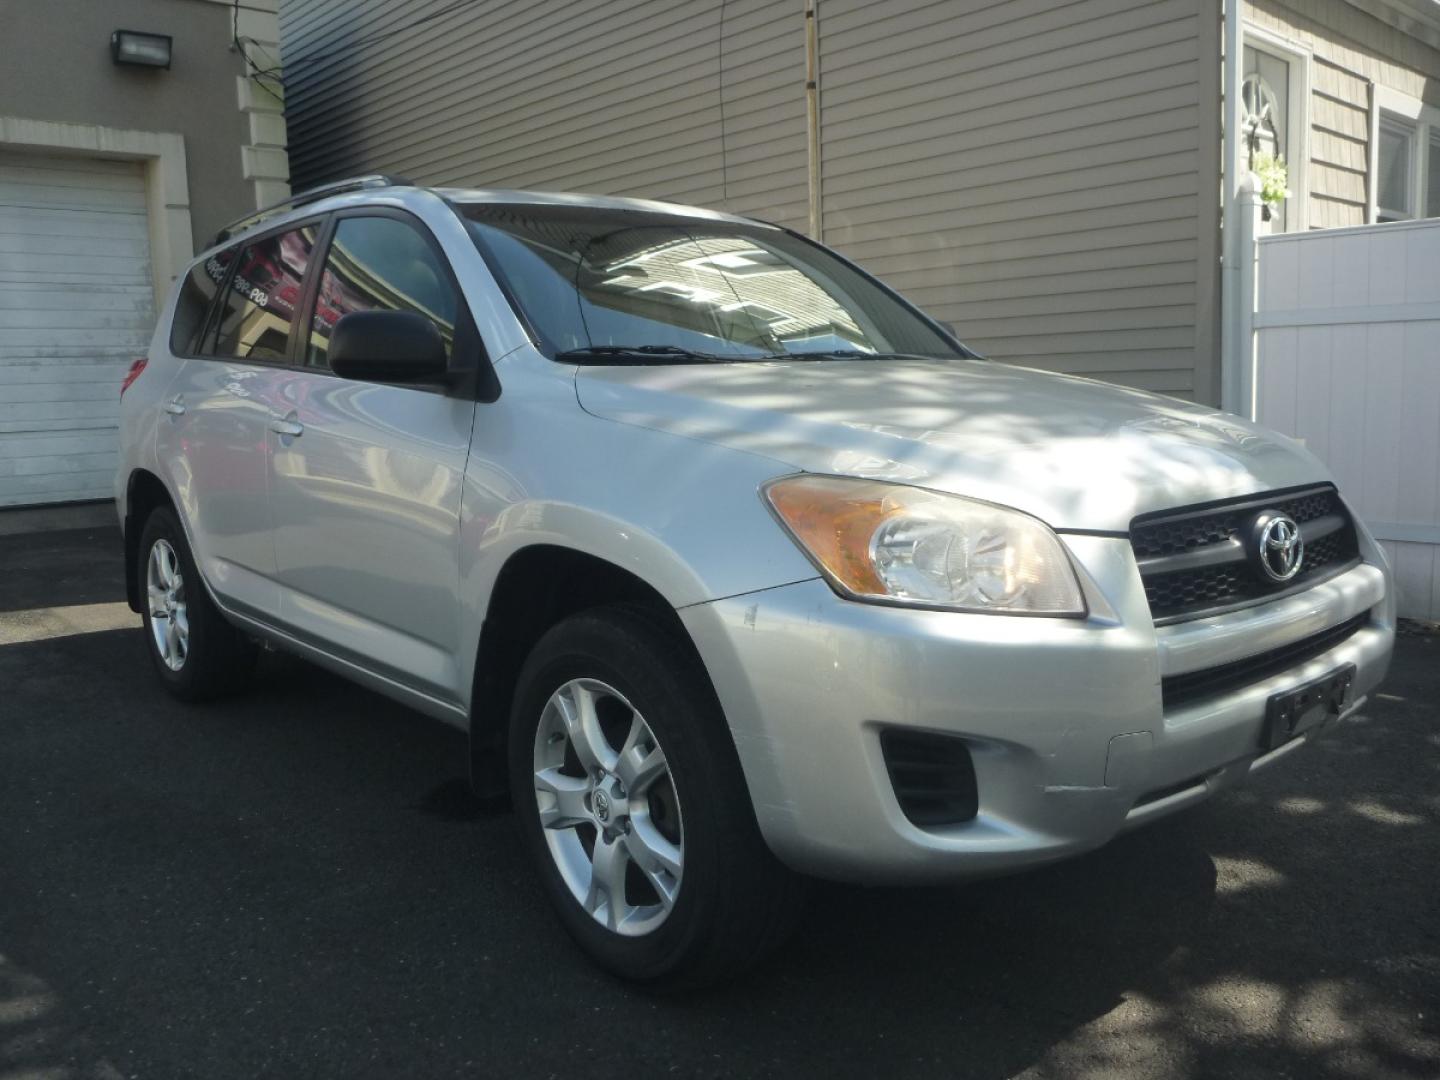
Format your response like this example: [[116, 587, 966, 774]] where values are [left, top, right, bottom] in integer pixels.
[[268, 212, 476, 702]]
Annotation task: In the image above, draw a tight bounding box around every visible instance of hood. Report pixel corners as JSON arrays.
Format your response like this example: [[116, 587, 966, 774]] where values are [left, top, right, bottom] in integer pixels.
[[574, 356, 1332, 532]]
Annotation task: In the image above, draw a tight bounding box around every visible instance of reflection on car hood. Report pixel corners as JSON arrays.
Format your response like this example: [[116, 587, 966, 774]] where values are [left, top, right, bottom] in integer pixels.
[[573, 356, 1332, 532]]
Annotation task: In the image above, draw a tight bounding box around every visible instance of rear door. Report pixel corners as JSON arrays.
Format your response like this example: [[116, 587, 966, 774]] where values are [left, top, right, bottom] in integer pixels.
[[155, 223, 320, 618], [268, 210, 477, 702]]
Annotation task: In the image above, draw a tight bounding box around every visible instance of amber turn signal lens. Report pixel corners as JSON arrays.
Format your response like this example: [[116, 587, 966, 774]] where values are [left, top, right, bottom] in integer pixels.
[[764, 475, 894, 595]]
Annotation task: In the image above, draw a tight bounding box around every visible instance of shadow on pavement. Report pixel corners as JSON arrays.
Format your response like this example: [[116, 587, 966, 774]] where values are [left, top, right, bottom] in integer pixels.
[[0, 530, 1436, 1078]]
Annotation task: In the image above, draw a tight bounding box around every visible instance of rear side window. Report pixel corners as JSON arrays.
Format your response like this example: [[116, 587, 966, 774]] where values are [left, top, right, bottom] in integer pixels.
[[305, 216, 458, 368], [208, 225, 318, 361], [169, 249, 233, 355]]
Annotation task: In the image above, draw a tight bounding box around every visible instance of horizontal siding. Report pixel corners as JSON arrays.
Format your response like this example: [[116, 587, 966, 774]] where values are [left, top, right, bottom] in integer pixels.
[[282, 0, 1219, 400], [817, 0, 1214, 395], [280, 0, 809, 229]]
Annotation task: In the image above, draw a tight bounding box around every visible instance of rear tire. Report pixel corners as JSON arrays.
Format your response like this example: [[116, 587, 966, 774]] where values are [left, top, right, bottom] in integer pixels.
[[137, 507, 256, 700], [508, 606, 805, 987]]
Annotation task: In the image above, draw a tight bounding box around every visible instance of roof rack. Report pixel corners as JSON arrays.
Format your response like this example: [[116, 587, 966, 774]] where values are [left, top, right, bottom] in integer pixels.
[[210, 173, 414, 246]]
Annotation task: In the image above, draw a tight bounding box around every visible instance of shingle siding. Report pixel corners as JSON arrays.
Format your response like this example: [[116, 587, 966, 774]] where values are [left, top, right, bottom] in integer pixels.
[[1245, 0, 1440, 229]]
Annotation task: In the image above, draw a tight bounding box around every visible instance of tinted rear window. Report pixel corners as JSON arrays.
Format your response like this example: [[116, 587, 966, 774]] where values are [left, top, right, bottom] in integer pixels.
[[169, 251, 231, 355]]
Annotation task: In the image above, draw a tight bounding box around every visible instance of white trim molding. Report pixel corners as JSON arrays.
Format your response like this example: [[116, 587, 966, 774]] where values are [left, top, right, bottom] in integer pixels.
[[1241, 21, 1313, 235], [0, 115, 191, 311], [1371, 85, 1440, 223]]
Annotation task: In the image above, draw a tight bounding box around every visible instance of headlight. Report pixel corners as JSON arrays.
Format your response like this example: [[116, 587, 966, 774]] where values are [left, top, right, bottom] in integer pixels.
[[763, 475, 1085, 615]]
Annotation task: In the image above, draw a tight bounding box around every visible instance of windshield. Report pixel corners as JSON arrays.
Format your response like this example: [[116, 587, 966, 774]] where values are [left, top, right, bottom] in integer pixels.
[[457, 204, 967, 363]]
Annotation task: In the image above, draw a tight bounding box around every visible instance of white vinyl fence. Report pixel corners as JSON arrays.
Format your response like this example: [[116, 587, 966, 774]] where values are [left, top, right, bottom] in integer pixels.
[[1250, 217, 1440, 621]]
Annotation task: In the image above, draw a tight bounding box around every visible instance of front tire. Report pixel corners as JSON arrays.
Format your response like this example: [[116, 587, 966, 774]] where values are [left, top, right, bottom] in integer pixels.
[[137, 507, 256, 700], [508, 606, 805, 987]]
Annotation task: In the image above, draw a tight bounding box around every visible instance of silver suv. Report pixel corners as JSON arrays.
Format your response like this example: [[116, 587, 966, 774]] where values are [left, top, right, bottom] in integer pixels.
[[116, 177, 1394, 985]]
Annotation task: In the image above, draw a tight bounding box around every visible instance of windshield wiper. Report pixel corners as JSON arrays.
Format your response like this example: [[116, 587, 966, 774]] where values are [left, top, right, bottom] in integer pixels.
[[555, 345, 736, 365], [756, 349, 886, 361]]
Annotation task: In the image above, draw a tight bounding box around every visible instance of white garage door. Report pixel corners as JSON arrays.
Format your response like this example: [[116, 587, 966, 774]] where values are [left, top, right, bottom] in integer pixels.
[[0, 151, 156, 507]]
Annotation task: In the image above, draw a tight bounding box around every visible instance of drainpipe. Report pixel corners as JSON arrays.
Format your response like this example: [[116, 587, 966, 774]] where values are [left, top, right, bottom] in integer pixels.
[[1220, 0, 1244, 412], [804, 0, 822, 239]]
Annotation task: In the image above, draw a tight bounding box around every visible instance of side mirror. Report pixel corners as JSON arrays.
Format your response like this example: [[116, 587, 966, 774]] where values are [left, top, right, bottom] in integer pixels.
[[936, 319, 958, 338], [328, 310, 448, 384]]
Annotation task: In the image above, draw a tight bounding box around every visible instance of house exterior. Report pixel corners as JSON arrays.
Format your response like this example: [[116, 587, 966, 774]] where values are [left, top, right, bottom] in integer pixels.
[[0, 0, 291, 508], [277, 0, 1440, 405]]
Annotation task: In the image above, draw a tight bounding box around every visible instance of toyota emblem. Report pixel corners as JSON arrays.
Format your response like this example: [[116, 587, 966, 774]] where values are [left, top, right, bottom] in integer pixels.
[[1252, 512, 1305, 582]]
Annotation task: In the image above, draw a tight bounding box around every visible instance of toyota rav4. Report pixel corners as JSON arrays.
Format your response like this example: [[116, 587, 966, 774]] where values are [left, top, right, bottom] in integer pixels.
[[116, 177, 1395, 985]]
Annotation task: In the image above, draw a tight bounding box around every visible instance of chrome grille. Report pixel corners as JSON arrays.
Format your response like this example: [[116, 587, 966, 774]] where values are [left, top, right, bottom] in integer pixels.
[[1130, 486, 1361, 624]]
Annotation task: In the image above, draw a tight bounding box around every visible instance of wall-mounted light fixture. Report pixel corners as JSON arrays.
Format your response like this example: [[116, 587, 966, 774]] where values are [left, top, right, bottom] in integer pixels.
[[111, 30, 172, 69]]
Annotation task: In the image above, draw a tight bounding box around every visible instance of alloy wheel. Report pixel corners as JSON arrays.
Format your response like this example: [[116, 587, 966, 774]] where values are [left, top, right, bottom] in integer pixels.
[[532, 677, 684, 937], [146, 538, 189, 671]]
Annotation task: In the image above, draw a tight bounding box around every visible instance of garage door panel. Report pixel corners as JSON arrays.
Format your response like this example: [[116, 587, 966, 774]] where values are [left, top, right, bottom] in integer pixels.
[[3, 380, 131, 404], [0, 231, 158, 259], [0, 449, 116, 477], [0, 182, 147, 214], [0, 213, 149, 243], [0, 151, 155, 506], [0, 360, 130, 384], [0, 306, 159, 331], [1, 428, 120, 452], [0, 347, 146, 363], [0, 289, 154, 312], [0, 398, 119, 422], [0, 252, 151, 278], [0, 328, 150, 349], [0, 470, 114, 506]]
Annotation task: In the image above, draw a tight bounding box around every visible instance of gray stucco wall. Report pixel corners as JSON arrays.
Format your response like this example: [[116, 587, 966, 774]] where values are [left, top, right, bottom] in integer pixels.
[[0, 0, 255, 248]]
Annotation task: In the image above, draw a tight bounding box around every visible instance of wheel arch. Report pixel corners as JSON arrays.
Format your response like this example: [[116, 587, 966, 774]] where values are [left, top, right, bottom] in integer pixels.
[[123, 468, 179, 613], [467, 543, 725, 800]]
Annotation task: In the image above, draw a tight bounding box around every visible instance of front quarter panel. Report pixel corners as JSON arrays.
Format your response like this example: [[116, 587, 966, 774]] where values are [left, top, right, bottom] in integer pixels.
[[455, 357, 821, 706]]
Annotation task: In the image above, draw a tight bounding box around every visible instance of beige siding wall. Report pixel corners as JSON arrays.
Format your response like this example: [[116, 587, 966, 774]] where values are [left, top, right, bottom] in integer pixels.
[[816, 0, 1221, 399], [1246, 0, 1440, 229], [282, 0, 1223, 401], [280, 0, 809, 230]]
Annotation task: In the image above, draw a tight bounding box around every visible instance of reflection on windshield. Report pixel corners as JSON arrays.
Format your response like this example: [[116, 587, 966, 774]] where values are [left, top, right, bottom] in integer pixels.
[[461, 205, 962, 362], [581, 234, 868, 355]]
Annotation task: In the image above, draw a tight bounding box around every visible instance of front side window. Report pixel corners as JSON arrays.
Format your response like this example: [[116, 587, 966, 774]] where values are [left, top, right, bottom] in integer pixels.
[[305, 216, 459, 368], [458, 204, 962, 363], [208, 225, 317, 361]]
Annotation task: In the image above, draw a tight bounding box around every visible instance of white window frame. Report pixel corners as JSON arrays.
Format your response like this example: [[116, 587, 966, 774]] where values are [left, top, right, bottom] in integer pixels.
[[1370, 86, 1440, 222], [1241, 24, 1312, 233]]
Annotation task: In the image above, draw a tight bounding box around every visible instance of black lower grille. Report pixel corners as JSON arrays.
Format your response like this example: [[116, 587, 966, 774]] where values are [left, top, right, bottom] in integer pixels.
[[1161, 614, 1368, 709], [1131, 485, 1361, 623], [880, 729, 978, 828]]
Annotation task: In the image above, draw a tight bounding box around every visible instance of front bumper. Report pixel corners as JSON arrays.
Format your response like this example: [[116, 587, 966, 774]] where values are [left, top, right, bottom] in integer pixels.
[[680, 534, 1394, 884]]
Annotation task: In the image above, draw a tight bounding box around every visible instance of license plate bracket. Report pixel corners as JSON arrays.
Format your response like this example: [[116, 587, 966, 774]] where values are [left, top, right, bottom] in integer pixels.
[[1262, 664, 1356, 750]]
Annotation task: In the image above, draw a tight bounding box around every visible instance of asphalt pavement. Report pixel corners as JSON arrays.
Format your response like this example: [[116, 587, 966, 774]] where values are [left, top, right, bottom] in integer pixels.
[[1, 520, 1436, 1079]]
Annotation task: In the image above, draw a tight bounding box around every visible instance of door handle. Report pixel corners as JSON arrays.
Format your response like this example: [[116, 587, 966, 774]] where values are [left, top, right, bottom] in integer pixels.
[[268, 413, 304, 438], [162, 395, 185, 416]]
